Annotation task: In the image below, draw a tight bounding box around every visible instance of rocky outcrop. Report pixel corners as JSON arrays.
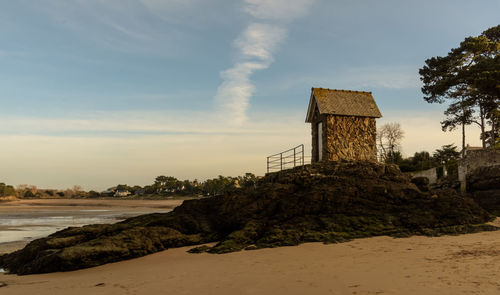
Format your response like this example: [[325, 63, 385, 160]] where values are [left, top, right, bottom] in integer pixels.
[[0, 161, 496, 275], [468, 165, 500, 215]]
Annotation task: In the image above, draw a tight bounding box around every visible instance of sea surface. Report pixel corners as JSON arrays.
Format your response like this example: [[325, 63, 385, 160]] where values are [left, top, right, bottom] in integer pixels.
[[0, 200, 177, 245]]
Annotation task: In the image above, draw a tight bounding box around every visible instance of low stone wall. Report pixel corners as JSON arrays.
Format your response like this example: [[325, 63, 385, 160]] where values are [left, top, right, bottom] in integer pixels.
[[459, 149, 500, 193], [409, 167, 438, 184], [464, 149, 500, 169]]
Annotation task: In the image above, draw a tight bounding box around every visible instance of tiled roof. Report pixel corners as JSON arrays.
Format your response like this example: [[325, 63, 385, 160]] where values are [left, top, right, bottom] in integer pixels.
[[305, 88, 382, 122]]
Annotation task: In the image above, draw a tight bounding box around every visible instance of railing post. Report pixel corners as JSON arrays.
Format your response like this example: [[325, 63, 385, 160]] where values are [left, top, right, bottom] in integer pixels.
[[267, 157, 269, 173], [301, 144, 304, 166], [280, 153, 283, 171], [293, 147, 296, 167]]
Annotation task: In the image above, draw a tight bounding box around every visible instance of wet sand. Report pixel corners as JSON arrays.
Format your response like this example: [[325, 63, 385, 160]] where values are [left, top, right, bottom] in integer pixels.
[[1, 218, 499, 295]]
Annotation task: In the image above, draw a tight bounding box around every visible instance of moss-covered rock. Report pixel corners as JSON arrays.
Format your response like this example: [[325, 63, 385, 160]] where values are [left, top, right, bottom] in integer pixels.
[[0, 161, 496, 275]]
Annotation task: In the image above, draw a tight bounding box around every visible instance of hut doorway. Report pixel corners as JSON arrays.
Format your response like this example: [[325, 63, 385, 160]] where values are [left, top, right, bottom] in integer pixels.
[[317, 122, 323, 161]]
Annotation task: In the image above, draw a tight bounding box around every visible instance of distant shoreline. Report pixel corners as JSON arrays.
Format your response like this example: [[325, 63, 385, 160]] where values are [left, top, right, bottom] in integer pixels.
[[0, 195, 202, 203], [0, 198, 188, 207]]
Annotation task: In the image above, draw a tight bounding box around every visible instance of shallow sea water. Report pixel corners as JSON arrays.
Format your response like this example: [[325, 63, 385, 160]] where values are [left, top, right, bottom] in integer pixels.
[[0, 206, 172, 245]]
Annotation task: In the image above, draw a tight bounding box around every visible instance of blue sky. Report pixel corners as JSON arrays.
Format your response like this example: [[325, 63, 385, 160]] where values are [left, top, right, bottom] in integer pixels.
[[0, 0, 498, 190]]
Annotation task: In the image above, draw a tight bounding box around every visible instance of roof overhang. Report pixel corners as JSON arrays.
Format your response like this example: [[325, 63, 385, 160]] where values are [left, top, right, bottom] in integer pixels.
[[305, 91, 318, 123]]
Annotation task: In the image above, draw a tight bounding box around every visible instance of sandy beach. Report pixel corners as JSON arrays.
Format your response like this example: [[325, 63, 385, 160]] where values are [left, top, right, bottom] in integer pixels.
[[1, 218, 499, 295]]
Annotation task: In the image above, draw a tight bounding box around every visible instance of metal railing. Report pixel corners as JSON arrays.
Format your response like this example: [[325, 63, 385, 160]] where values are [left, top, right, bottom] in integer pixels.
[[267, 144, 308, 173]]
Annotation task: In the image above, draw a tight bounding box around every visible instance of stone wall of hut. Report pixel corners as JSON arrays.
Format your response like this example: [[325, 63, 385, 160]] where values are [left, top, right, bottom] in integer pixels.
[[326, 115, 377, 162], [312, 115, 377, 162]]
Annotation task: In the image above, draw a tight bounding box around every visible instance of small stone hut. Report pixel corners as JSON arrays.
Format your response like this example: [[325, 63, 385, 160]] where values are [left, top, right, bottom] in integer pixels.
[[305, 88, 382, 162]]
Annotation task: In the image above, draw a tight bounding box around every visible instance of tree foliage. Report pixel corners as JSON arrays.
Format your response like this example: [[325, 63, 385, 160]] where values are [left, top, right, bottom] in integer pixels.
[[107, 173, 259, 198], [419, 25, 500, 149], [154, 175, 181, 193], [397, 151, 438, 172], [433, 144, 460, 164], [237, 173, 258, 189], [0, 183, 16, 197]]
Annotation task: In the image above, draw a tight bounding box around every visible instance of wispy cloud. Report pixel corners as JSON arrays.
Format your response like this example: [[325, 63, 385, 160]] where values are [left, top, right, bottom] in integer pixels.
[[215, 23, 287, 124], [214, 0, 316, 125], [235, 23, 286, 61]]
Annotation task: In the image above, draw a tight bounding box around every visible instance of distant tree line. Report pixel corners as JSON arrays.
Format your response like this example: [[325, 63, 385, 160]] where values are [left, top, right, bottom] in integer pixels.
[[0, 183, 16, 197], [98, 172, 259, 198], [2, 173, 260, 200], [14, 184, 84, 199]]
